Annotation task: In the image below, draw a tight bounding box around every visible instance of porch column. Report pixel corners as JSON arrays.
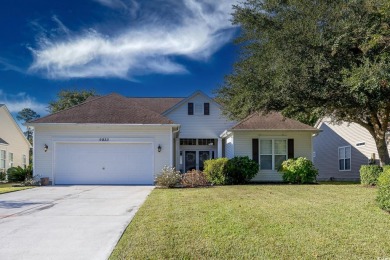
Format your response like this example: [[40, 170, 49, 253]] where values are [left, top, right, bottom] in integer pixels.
[[175, 138, 180, 170], [217, 138, 222, 158]]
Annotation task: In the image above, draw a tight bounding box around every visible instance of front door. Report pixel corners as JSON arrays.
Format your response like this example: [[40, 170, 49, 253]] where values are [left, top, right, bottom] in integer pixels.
[[184, 151, 213, 172]]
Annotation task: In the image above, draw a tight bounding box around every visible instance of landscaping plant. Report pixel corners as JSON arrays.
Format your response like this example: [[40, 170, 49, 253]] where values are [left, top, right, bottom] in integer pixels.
[[203, 158, 228, 185], [7, 165, 33, 182], [360, 165, 382, 186], [155, 166, 181, 188], [280, 157, 318, 184], [181, 170, 209, 188], [225, 156, 258, 184], [377, 167, 390, 212]]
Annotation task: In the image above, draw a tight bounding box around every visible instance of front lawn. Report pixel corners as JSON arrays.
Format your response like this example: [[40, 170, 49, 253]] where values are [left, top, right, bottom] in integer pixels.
[[0, 183, 33, 194], [111, 185, 390, 259]]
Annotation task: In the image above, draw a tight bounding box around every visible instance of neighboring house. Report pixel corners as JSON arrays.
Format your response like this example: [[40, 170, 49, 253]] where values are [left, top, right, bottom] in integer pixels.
[[0, 104, 31, 173], [313, 118, 390, 181], [28, 91, 319, 185]]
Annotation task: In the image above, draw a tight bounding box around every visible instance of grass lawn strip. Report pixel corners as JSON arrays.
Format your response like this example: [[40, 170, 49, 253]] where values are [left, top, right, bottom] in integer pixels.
[[0, 183, 33, 194], [111, 185, 390, 259]]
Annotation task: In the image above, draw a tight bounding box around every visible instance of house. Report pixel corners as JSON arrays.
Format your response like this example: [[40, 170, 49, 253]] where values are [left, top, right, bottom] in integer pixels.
[[28, 91, 319, 185], [0, 104, 31, 173], [313, 118, 390, 181]]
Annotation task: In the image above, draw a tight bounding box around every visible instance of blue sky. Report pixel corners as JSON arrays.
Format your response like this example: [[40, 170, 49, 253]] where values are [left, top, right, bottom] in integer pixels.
[[0, 0, 239, 119]]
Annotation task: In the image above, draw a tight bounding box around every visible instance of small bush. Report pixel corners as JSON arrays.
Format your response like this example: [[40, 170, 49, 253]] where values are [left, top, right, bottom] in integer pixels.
[[225, 156, 258, 184], [155, 166, 181, 188], [377, 168, 390, 211], [203, 158, 228, 185], [7, 165, 33, 182], [181, 170, 209, 188], [360, 165, 382, 186], [280, 157, 318, 184], [0, 169, 6, 181]]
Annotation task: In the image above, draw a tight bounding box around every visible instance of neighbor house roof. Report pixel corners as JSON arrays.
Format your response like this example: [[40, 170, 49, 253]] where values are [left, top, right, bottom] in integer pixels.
[[0, 138, 9, 145], [231, 112, 318, 131], [30, 93, 175, 124]]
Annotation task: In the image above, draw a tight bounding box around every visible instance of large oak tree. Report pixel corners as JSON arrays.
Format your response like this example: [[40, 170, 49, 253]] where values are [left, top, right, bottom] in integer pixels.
[[48, 89, 96, 113], [216, 0, 390, 164]]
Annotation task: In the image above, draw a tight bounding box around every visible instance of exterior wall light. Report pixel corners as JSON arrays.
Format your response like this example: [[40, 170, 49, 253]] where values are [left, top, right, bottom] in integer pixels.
[[44, 144, 48, 152], [158, 145, 162, 152]]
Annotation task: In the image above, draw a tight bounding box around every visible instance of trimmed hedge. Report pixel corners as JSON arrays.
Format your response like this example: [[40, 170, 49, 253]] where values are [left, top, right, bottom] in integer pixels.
[[280, 157, 318, 184], [203, 158, 228, 185], [377, 167, 390, 212], [225, 156, 258, 184], [360, 165, 382, 186]]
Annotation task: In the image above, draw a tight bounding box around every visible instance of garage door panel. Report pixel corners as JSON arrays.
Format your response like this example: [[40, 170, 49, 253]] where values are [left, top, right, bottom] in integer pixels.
[[54, 143, 154, 185]]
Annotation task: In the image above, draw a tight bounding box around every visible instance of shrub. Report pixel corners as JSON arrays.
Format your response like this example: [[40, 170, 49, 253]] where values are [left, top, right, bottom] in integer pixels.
[[0, 169, 6, 181], [360, 165, 382, 186], [7, 165, 33, 182], [377, 167, 390, 212], [280, 157, 318, 184], [181, 170, 209, 188], [203, 158, 228, 185], [225, 156, 258, 184], [155, 166, 181, 188]]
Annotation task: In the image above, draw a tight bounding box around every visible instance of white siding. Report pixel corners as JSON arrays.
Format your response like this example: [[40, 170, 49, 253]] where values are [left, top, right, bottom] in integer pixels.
[[33, 124, 173, 183], [313, 120, 389, 181], [232, 130, 313, 182], [165, 93, 236, 139], [0, 106, 30, 171]]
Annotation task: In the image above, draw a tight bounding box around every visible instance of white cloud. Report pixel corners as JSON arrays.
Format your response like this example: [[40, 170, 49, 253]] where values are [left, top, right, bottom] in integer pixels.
[[0, 90, 47, 115], [28, 0, 238, 79]]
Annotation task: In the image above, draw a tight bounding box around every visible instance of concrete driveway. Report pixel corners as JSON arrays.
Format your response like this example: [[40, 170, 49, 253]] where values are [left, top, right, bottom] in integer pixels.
[[0, 186, 154, 260]]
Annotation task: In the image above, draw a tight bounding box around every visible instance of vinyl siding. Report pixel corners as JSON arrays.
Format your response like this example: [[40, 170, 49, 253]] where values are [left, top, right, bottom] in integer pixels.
[[313, 120, 388, 181], [33, 125, 173, 183], [0, 106, 30, 171], [232, 130, 313, 182], [165, 93, 236, 139]]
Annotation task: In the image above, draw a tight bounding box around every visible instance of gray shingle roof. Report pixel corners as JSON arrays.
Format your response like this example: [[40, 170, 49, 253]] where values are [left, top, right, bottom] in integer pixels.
[[30, 93, 175, 124], [0, 138, 9, 145], [232, 112, 318, 131]]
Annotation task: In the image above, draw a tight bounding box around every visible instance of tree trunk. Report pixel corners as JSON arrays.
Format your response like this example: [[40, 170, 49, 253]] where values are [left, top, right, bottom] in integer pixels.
[[373, 133, 390, 166]]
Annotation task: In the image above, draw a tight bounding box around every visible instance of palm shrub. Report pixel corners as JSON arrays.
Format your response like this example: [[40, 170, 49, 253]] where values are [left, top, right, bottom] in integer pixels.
[[0, 169, 6, 181], [225, 156, 258, 184], [203, 158, 228, 185], [360, 165, 382, 186], [280, 157, 318, 184], [155, 166, 181, 188], [377, 167, 390, 212], [7, 165, 33, 182]]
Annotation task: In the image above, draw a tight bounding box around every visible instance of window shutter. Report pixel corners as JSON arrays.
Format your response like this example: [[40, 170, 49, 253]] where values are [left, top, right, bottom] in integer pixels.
[[204, 103, 210, 115], [252, 139, 259, 163], [188, 103, 194, 115], [288, 139, 294, 159]]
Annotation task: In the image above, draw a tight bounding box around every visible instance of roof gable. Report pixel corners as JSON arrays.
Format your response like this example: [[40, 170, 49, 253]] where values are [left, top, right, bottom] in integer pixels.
[[0, 105, 31, 147], [29, 93, 175, 125], [232, 112, 318, 131]]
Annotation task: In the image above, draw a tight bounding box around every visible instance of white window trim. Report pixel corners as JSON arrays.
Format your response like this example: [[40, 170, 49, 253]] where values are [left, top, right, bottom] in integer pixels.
[[0, 150, 6, 169], [338, 146, 351, 172], [9, 152, 13, 168], [259, 139, 287, 171]]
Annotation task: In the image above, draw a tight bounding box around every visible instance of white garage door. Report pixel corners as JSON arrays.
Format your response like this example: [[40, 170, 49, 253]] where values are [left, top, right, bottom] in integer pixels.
[[54, 143, 154, 185]]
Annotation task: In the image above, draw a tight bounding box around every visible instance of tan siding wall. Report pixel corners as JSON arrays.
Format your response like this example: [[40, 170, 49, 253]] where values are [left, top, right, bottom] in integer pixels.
[[165, 93, 236, 138], [33, 125, 173, 182], [0, 107, 30, 171], [313, 121, 387, 181], [233, 130, 313, 182]]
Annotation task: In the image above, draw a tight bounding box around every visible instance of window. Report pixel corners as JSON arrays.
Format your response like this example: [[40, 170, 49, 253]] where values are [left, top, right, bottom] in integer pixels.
[[204, 103, 210, 115], [188, 103, 194, 115], [198, 139, 215, 145], [0, 150, 6, 169], [338, 146, 351, 171], [22, 154, 27, 169], [180, 139, 197, 145], [9, 152, 13, 167], [194, 103, 203, 115], [260, 139, 287, 170]]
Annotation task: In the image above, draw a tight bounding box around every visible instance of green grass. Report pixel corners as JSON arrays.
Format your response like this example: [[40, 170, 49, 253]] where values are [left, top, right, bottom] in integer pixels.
[[111, 185, 390, 260], [0, 183, 33, 194]]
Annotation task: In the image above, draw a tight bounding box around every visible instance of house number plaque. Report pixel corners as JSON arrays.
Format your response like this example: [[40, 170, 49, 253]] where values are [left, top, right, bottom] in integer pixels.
[[99, 138, 110, 142]]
